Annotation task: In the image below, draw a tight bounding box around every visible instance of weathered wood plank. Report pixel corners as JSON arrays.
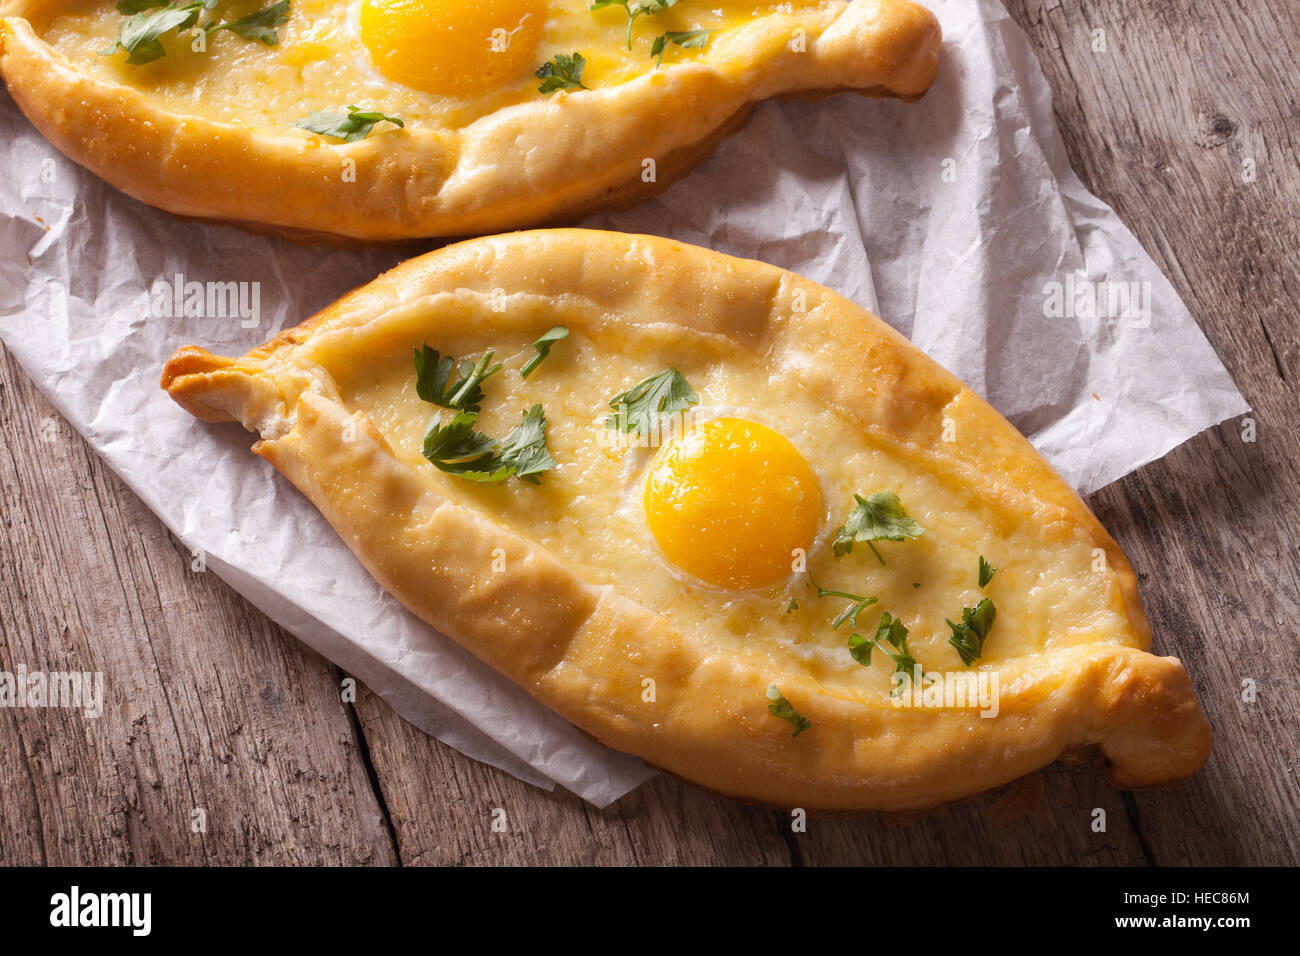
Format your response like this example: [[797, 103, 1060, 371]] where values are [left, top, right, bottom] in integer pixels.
[[351, 684, 789, 866], [1000, 0, 1300, 865], [0, 347, 397, 865], [359, 678, 1156, 865], [789, 765, 1147, 866]]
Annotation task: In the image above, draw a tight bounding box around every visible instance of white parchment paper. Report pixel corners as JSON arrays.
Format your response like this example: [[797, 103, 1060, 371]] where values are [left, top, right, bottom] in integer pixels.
[[0, 0, 1246, 806]]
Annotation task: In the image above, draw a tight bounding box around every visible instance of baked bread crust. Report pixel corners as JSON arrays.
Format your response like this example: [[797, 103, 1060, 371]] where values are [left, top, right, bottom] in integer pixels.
[[0, 0, 941, 242], [161, 229, 1212, 811]]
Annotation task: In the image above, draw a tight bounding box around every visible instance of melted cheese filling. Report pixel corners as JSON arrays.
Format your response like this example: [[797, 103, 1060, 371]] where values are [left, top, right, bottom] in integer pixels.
[[39, 0, 829, 132], [288, 294, 1139, 701]]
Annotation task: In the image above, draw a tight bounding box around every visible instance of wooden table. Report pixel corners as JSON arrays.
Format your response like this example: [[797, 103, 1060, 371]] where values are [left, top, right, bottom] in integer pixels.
[[2, 0, 1296, 866]]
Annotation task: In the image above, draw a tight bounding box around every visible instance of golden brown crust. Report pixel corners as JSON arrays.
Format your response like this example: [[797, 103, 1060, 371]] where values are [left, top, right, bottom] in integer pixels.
[[0, 0, 942, 242], [160, 229, 1211, 810]]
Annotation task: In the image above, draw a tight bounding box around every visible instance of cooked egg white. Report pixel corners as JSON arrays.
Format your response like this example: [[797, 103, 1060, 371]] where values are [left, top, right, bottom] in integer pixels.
[[39, 0, 830, 132]]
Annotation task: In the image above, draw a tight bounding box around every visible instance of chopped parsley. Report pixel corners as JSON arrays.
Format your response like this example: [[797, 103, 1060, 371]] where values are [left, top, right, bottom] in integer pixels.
[[832, 491, 925, 564], [978, 555, 997, 588], [413, 345, 501, 413], [650, 29, 711, 66], [847, 612, 922, 695], [421, 405, 556, 485], [295, 106, 404, 143], [605, 368, 698, 437], [491, 405, 559, 484], [101, 0, 288, 65], [536, 53, 589, 93], [807, 573, 878, 630], [765, 685, 811, 737], [211, 0, 289, 44], [946, 597, 996, 666], [520, 326, 569, 379], [591, 0, 679, 50], [421, 410, 505, 481], [115, 0, 181, 10], [101, 1, 205, 64]]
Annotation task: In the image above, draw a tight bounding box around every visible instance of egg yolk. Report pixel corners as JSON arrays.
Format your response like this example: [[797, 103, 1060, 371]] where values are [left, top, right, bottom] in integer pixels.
[[360, 0, 546, 96], [643, 418, 822, 590]]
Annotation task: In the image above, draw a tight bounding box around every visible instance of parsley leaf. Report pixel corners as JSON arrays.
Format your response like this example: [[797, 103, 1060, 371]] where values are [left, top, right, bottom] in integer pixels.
[[100, 2, 203, 65], [295, 106, 404, 143], [978, 555, 997, 588], [492, 404, 558, 484], [421, 410, 507, 482], [604, 368, 698, 436], [946, 597, 996, 666], [420, 405, 556, 485], [650, 29, 711, 66], [786, 598, 798, 613], [847, 612, 922, 695], [830, 597, 877, 630], [592, 0, 679, 49], [845, 632, 871, 667], [520, 326, 569, 379], [765, 685, 811, 737], [535, 53, 589, 92], [807, 573, 878, 629], [210, 0, 289, 44], [115, 0, 169, 13], [413, 344, 501, 413], [832, 491, 925, 564], [103, 0, 282, 64]]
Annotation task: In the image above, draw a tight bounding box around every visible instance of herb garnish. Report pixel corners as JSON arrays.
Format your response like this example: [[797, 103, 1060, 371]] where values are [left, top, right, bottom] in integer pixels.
[[978, 555, 997, 588], [520, 326, 569, 379], [295, 106, 404, 143], [807, 574, 879, 630], [421, 410, 505, 481], [847, 612, 922, 695], [101, 0, 288, 65], [605, 368, 698, 437], [591, 0, 679, 50], [115, 0, 181, 10], [946, 597, 996, 666], [832, 491, 925, 564], [535, 53, 590, 92], [421, 405, 556, 485], [211, 0, 289, 44], [413, 344, 501, 413], [765, 685, 811, 737], [650, 29, 711, 66], [101, 1, 206, 64]]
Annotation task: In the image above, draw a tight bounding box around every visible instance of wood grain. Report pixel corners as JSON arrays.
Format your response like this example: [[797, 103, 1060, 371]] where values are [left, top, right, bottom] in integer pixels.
[[0, 351, 395, 865], [1005, 0, 1300, 867], [1, 0, 1296, 865]]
